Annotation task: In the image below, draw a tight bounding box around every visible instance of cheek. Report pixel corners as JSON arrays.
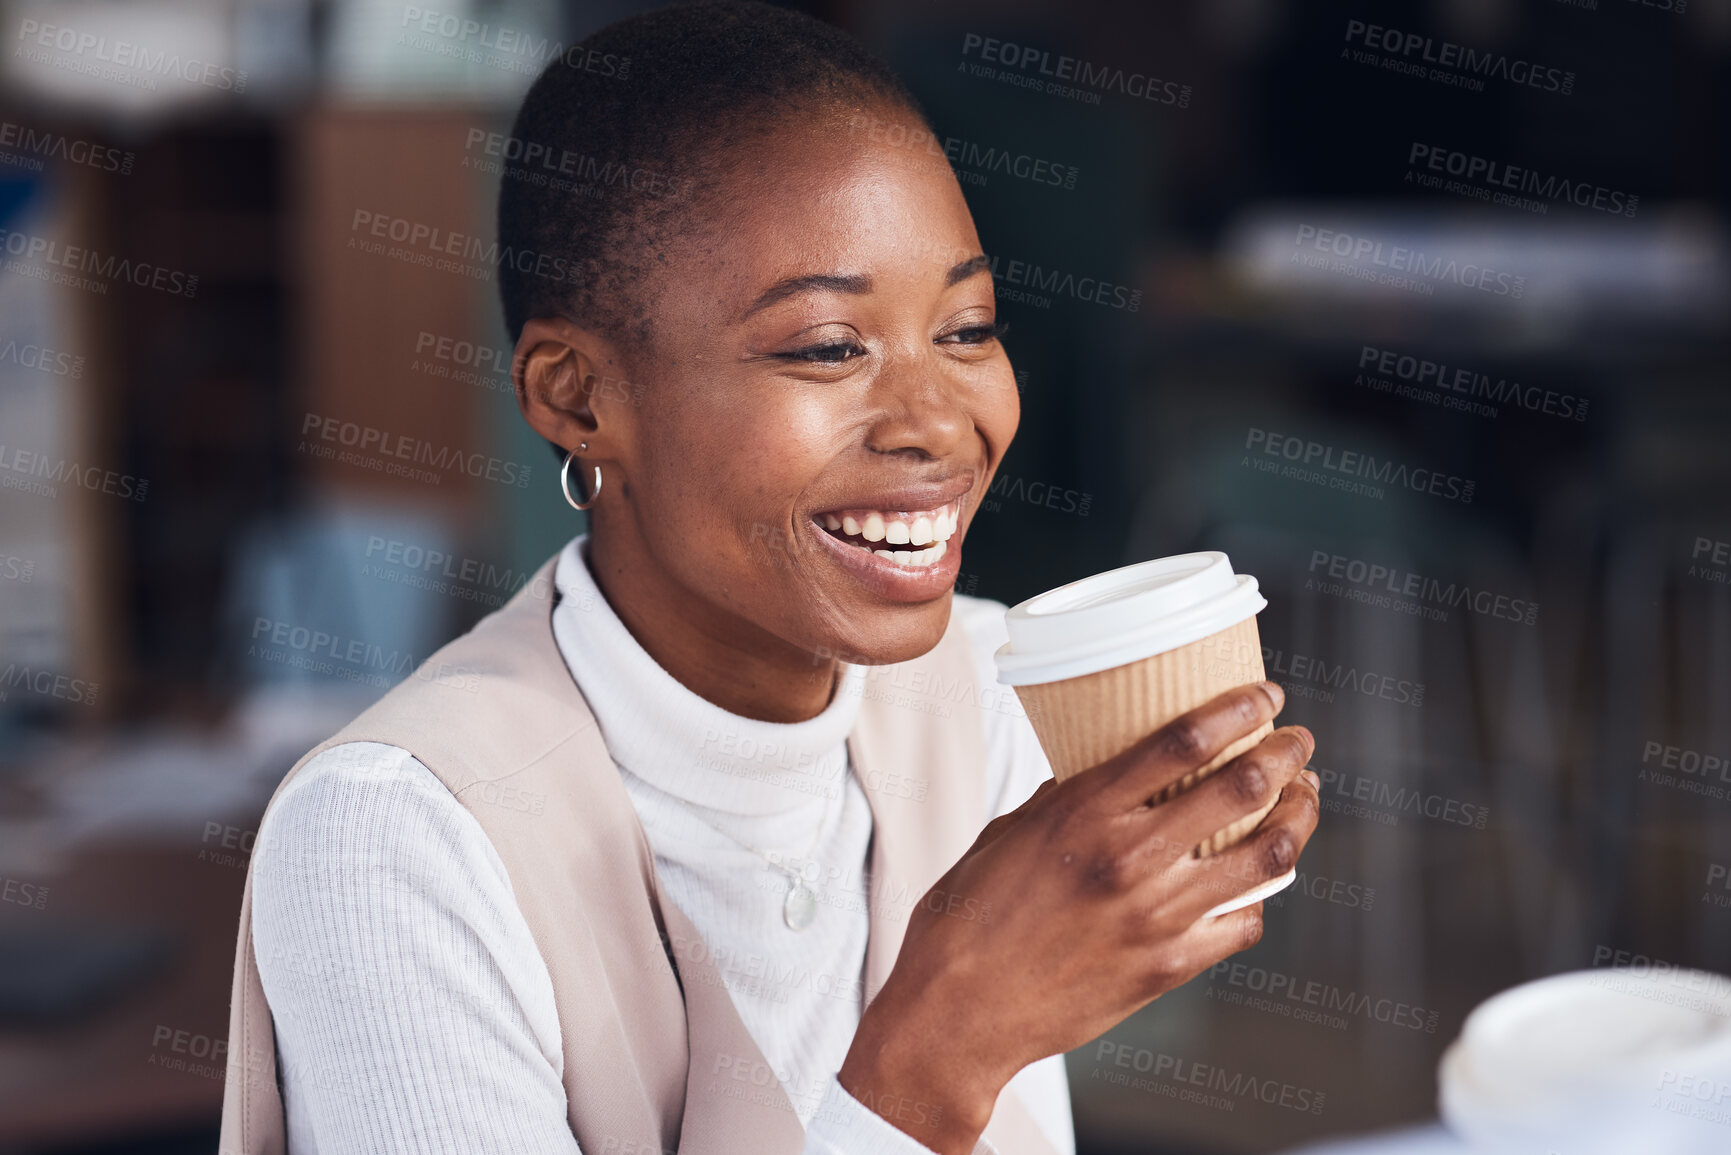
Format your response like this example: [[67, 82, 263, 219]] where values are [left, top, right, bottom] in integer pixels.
[[640, 385, 841, 547], [969, 371, 1020, 461]]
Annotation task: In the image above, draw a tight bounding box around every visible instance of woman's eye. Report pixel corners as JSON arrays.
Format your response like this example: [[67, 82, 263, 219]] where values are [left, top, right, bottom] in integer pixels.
[[781, 340, 867, 363], [941, 319, 1010, 346]]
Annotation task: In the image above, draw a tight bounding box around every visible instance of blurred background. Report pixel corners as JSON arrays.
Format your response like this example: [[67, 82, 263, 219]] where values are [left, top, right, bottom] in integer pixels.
[[1, 0, 1729, 1151]]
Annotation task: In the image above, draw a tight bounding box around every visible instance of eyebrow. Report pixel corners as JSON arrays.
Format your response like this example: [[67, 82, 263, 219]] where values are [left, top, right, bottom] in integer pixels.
[[741, 254, 993, 320]]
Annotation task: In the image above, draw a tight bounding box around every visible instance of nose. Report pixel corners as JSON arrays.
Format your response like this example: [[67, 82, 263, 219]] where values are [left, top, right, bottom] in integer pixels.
[[862, 351, 974, 462]]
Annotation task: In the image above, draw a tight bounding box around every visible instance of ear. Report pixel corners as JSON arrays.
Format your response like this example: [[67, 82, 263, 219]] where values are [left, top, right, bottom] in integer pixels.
[[512, 317, 636, 457]]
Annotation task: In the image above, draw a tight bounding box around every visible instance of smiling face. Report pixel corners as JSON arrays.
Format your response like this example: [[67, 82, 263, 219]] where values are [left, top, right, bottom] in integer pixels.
[[518, 98, 1018, 710]]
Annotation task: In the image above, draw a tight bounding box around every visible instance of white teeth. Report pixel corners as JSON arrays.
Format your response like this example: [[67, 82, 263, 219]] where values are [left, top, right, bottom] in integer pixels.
[[845, 538, 950, 568], [820, 502, 961, 555]]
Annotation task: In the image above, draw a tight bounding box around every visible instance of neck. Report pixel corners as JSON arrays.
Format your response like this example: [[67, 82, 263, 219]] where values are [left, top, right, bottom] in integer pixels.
[[583, 529, 839, 724]]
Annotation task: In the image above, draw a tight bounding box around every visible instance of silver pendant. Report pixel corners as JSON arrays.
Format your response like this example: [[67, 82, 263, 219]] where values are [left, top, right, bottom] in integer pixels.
[[783, 879, 817, 931]]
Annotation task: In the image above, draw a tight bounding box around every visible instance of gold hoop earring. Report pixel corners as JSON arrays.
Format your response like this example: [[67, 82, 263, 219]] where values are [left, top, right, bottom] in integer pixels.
[[561, 448, 602, 511]]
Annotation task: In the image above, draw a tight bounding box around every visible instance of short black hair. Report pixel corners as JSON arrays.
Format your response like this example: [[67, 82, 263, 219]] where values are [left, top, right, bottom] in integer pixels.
[[496, 0, 928, 356]]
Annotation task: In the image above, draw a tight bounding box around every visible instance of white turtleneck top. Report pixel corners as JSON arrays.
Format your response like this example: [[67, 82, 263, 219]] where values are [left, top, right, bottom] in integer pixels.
[[251, 535, 1073, 1155]]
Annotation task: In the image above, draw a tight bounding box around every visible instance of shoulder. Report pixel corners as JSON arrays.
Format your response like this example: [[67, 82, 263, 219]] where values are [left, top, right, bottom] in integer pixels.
[[252, 741, 521, 936], [260, 741, 472, 862], [248, 743, 570, 1127]]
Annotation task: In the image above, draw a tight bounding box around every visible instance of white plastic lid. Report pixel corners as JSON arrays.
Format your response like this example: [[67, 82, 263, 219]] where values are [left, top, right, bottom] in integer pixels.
[[993, 551, 1267, 686], [1439, 967, 1731, 1155]]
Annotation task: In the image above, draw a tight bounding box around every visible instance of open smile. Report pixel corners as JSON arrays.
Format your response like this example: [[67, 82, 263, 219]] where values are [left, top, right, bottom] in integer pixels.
[[810, 498, 962, 568], [802, 492, 967, 603]]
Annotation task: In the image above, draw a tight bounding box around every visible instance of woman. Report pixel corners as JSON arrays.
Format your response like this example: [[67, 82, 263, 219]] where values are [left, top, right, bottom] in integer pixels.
[[219, 4, 1321, 1154]]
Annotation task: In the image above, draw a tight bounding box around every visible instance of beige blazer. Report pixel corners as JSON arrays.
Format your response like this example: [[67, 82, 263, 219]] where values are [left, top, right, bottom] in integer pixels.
[[218, 553, 1061, 1155]]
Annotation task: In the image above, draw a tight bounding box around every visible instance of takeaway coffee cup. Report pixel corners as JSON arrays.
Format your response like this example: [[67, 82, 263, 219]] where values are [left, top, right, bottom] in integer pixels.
[[1438, 967, 1731, 1155], [994, 551, 1296, 917]]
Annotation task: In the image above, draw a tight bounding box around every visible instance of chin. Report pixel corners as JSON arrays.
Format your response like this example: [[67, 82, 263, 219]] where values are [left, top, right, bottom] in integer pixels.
[[808, 593, 953, 668]]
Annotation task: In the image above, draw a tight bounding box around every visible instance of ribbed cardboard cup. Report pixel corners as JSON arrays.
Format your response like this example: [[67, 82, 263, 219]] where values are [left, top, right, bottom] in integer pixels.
[[1010, 615, 1275, 855], [995, 552, 1295, 916]]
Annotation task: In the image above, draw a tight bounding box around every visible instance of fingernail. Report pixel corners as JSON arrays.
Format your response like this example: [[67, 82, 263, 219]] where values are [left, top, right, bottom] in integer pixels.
[[1302, 769, 1320, 789], [1297, 726, 1316, 756], [1260, 680, 1285, 710]]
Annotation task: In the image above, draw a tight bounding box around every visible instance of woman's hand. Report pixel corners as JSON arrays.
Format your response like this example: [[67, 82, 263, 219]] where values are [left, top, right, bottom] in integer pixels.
[[837, 680, 1319, 1154]]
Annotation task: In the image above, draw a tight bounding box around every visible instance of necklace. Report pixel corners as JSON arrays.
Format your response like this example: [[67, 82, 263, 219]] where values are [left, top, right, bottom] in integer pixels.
[[689, 787, 835, 932]]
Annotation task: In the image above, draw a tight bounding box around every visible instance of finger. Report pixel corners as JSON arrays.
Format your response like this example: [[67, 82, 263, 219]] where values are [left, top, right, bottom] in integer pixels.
[[1162, 770, 1320, 926], [1131, 726, 1314, 866], [1092, 681, 1287, 812], [1151, 904, 1266, 991]]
